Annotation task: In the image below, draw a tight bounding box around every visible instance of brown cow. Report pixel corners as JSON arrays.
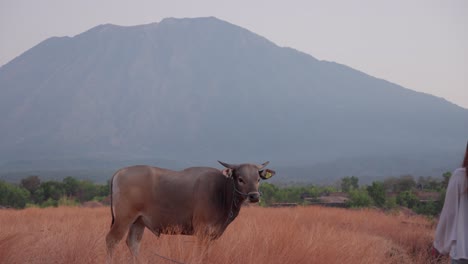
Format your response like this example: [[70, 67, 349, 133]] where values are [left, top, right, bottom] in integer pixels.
[[105, 161, 275, 262]]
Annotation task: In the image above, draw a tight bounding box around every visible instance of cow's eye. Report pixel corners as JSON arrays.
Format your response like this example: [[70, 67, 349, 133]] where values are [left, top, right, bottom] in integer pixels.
[[257, 178, 261, 182], [238, 178, 245, 184]]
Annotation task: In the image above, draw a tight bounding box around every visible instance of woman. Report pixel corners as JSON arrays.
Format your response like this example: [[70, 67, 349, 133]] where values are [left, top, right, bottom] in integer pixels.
[[434, 141, 468, 263]]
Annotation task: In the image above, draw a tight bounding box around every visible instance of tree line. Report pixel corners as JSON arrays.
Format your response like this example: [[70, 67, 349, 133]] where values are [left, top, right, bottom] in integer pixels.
[[1, 172, 451, 216], [259, 172, 450, 216], [0, 176, 108, 208]]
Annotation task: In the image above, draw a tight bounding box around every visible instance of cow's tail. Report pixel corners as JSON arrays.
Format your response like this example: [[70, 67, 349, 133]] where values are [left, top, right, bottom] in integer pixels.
[[109, 172, 116, 227]]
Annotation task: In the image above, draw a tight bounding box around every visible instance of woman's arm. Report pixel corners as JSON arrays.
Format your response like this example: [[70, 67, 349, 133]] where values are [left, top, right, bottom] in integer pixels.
[[433, 170, 461, 254]]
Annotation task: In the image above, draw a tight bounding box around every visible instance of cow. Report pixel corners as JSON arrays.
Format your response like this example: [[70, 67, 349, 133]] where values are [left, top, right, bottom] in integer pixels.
[[105, 161, 275, 262]]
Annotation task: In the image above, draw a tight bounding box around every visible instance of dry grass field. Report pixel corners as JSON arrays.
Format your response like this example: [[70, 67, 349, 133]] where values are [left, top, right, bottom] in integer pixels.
[[0, 206, 446, 264]]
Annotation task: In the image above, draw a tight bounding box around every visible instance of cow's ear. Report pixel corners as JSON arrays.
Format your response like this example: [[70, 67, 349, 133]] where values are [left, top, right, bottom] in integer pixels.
[[222, 168, 233, 178], [260, 169, 275, 180]]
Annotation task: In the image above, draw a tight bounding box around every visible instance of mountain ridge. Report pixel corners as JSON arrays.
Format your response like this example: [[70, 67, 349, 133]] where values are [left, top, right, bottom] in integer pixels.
[[1, 17, 466, 182]]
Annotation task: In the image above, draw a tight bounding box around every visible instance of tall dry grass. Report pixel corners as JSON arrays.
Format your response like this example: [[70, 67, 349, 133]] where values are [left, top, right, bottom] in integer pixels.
[[0, 206, 446, 264]]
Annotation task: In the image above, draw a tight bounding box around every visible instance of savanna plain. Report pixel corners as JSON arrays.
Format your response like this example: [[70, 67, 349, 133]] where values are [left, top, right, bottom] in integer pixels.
[[0, 206, 445, 264]]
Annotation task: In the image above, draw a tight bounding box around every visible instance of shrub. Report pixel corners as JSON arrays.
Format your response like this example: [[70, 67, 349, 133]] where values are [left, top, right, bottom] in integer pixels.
[[396, 190, 418, 208], [58, 196, 79, 207], [384, 196, 398, 210], [348, 188, 372, 208], [41, 198, 58, 208], [367, 181, 386, 207], [0, 180, 30, 208]]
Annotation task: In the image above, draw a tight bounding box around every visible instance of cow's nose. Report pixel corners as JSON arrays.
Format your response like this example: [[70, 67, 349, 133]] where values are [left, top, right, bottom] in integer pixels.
[[248, 192, 260, 202]]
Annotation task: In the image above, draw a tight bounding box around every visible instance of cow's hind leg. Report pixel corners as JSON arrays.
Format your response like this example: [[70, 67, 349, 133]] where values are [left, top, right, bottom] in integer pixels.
[[126, 217, 145, 262], [106, 214, 139, 263]]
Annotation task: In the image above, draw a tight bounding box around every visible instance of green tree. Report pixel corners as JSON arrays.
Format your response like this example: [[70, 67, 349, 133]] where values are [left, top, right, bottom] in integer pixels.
[[396, 175, 416, 192], [396, 190, 418, 208], [259, 182, 279, 206], [417, 176, 442, 191], [384, 196, 398, 210], [414, 201, 439, 216], [442, 172, 451, 189], [20, 175, 41, 193], [348, 188, 372, 208], [31, 187, 45, 204], [63, 176, 80, 197], [281, 187, 304, 204], [384, 175, 416, 193], [367, 181, 386, 207], [321, 186, 338, 195], [41, 198, 58, 208], [341, 176, 359, 193], [383, 177, 399, 192], [20, 175, 43, 203], [0, 180, 30, 208], [76, 180, 98, 202], [427, 177, 441, 191], [38, 181, 65, 202], [303, 185, 322, 199], [96, 183, 109, 197]]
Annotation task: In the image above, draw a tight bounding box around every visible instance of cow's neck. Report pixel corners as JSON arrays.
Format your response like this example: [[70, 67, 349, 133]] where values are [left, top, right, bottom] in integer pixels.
[[224, 178, 246, 225]]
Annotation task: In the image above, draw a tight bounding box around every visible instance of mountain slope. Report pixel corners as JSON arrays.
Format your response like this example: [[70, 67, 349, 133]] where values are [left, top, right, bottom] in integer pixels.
[[0, 17, 466, 181]]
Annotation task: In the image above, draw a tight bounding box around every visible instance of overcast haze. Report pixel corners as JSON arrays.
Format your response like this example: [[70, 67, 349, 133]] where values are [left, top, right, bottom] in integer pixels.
[[1, 0, 467, 108]]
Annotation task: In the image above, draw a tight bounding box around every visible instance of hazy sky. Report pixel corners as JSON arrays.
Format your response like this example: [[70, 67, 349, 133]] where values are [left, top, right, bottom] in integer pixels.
[[1, 0, 467, 108]]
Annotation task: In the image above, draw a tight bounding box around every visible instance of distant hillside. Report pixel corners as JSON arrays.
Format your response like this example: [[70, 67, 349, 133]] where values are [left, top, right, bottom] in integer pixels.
[[0, 17, 466, 182]]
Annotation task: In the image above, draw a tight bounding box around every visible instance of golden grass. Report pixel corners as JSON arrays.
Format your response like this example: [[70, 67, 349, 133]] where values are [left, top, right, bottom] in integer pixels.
[[0, 206, 446, 264]]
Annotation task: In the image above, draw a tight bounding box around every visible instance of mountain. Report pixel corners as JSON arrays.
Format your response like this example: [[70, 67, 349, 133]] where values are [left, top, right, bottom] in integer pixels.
[[0, 17, 467, 183]]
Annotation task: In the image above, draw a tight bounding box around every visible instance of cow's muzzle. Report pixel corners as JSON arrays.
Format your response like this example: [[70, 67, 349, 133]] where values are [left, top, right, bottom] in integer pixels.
[[248, 192, 260, 203]]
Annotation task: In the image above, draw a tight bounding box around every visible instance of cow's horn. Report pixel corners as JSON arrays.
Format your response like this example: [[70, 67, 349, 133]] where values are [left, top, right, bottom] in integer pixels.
[[257, 161, 270, 170], [218, 161, 238, 169]]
